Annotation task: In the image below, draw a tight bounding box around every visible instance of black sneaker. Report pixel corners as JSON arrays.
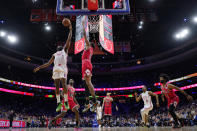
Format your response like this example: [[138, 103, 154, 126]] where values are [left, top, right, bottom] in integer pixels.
[[48, 120, 54, 129], [172, 124, 181, 128], [82, 103, 93, 113], [141, 122, 145, 127], [178, 119, 184, 127], [146, 124, 150, 128], [74, 124, 80, 128], [90, 101, 100, 112]]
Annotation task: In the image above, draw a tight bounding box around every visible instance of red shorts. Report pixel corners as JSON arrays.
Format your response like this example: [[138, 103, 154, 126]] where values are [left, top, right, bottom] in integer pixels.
[[82, 60, 92, 80], [104, 108, 112, 116], [68, 99, 78, 111], [167, 96, 179, 108]]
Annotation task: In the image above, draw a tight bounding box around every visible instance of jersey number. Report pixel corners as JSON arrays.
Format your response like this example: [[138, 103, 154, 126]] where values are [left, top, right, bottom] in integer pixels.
[[143, 96, 149, 103]]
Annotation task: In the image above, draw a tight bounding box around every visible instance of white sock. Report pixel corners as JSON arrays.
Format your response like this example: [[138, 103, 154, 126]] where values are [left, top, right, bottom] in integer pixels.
[[56, 94, 60, 103], [64, 94, 68, 102]]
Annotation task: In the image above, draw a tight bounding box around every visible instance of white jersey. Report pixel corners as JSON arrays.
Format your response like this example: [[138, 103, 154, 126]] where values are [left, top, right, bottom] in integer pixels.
[[141, 91, 153, 108], [53, 50, 68, 73], [97, 106, 102, 114], [96, 106, 102, 120]]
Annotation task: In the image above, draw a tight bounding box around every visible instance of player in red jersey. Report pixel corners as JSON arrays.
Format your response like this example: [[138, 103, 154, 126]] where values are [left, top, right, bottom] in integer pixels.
[[102, 93, 117, 127], [159, 74, 193, 128], [81, 21, 98, 113], [48, 79, 80, 129]]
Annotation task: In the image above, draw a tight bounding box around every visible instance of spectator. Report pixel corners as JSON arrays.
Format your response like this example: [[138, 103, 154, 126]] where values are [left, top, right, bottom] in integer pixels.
[[8, 110, 15, 130]]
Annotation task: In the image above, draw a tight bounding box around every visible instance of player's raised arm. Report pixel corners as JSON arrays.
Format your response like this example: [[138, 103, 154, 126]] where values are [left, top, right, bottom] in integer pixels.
[[33, 55, 55, 73], [82, 21, 90, 49], [168, 84, 193, 101], [64, 23, 72, 53], [148, 91, 160, 107], [135, 92, 142, 102]]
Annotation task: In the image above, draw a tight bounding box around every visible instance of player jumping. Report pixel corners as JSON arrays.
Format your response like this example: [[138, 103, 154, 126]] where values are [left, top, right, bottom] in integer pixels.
[[48, 79, 80, 129], [135, 86, 159, 127], [159, 73, 193, 128], [81, 21, 98, 112], [34, 19, 72, 112]]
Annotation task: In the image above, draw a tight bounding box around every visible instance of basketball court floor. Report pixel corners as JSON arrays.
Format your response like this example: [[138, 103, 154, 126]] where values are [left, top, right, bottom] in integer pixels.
[[1, 127, 197, 131]]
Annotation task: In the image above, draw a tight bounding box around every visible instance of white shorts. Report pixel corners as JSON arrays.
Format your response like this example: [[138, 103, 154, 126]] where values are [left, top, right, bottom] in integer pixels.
[[140, 106, 153, 115], [97, 113, 102, 120], [52, 71, 67, 80]]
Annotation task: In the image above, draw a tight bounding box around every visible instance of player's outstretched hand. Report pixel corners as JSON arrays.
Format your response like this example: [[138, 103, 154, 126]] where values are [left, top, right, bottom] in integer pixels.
[[187, 95, 193, 101], [33, 67, 40, 73]]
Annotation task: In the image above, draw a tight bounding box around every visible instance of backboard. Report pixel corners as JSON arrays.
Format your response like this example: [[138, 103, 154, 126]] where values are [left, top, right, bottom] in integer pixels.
[[56, 0, 130, 15]]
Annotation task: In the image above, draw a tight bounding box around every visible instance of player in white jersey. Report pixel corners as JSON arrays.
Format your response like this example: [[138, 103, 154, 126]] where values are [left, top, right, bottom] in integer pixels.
[[34, 19, 72, 112], [135, 86, 159, 127], [96, 102, 102, 128]]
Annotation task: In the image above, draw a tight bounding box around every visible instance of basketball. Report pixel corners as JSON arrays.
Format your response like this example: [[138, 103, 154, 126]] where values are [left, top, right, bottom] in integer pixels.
[[62, 18, 71, 27]]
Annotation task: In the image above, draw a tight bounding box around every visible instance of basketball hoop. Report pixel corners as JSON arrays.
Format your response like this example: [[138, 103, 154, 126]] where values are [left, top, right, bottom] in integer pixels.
[[88, 15, 102, 33]]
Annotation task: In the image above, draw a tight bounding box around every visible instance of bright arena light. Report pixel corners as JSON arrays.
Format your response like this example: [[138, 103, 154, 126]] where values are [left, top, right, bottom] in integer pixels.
[[138, 25, 142, 29], [32, 0, 38, 3], [174, 28, 190, 40], [7, 35, 18, 44], [140, 21, 144, 25], [45, 25, 51, 31], [175, 34, 181, 39], [0, 31, 6, 37], [182, 29, 189, 35], [193, 16, 197, 23]]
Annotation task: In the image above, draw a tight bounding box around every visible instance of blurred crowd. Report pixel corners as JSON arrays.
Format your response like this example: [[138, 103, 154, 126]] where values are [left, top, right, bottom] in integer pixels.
[[0, 96, 197, 128], [0, 58, 196, 128]]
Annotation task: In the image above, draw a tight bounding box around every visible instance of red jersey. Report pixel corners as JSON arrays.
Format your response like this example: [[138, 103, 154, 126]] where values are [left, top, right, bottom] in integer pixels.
[[82, 47, 93, 62], [68, 85, 75, 101], [161, 83, 177, 100], [104, 97, 112, 109]]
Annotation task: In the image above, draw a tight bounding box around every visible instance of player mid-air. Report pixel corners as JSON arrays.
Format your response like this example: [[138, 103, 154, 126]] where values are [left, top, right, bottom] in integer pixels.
[[135, 86, 159, 127], [81, 21, 98, 112], [48, 79, 80, 129], [34, 18, 72, 112], [159, 74, 193, 128]]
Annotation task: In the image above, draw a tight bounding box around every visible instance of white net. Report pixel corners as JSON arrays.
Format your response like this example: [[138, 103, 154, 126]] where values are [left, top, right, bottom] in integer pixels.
[[88, 15, 102, 33]]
